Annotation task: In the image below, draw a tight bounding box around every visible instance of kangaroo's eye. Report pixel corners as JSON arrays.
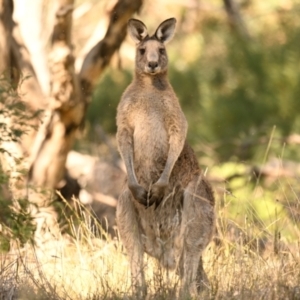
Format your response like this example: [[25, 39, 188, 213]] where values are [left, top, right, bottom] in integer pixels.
[[139, 48, 145, 55], [159, 48, 165, 54]]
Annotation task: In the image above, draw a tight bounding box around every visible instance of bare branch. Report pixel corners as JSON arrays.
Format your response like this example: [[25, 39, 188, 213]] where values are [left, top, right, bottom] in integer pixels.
[[79, 0, 143, 99], [223, 0, 251, 39]]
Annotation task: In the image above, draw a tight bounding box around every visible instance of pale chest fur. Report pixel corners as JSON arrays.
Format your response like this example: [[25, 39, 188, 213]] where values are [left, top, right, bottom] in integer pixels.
[[124, 89, 174, 185], [132, 101, 168, 166]]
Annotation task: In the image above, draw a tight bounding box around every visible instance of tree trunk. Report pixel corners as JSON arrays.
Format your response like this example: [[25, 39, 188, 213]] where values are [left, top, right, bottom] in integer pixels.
[[13, 0, 51, 95], [28, 0, 83, 188], [0, 0, 37, 187], [0, 0, 13, 75], [28, 0, 143, 189]]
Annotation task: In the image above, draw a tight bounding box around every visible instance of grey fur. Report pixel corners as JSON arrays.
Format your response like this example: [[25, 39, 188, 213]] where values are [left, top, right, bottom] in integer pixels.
[[116, 18, 215, 298]]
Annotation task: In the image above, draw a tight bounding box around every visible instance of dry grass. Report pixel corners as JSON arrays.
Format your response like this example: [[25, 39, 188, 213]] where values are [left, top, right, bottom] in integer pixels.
[[1, 182, 300, 300], [205, 229, 300, 299], [2, 225, 300, 300]]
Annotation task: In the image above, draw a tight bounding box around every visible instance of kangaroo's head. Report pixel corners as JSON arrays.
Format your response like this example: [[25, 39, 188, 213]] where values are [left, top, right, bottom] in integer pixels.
[[127, 18, 176, 75]]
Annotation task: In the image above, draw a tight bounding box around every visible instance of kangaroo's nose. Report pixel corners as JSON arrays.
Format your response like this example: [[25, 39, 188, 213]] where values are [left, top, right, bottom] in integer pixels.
[[148, 61, 158, 69]]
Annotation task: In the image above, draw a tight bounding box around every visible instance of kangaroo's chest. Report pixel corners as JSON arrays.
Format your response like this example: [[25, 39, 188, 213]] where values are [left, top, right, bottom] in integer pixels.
[[132, 101, 169, 166]]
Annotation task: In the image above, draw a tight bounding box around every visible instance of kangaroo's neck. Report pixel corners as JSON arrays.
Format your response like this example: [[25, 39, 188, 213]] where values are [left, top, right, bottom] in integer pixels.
[[134, 71, 169, 91]]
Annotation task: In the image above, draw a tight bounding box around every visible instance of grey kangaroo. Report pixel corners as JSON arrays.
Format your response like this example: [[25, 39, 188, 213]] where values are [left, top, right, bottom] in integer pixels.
[[116, 17, 215, 298]]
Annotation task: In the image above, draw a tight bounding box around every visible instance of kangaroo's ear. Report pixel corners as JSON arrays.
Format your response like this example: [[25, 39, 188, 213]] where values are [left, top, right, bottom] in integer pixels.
[[155, 18, 176, 43], [128, 19, 148, 43]]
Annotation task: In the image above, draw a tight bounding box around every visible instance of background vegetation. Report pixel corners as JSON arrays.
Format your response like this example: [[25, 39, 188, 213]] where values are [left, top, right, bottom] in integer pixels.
[[89, 1, 300, 163]]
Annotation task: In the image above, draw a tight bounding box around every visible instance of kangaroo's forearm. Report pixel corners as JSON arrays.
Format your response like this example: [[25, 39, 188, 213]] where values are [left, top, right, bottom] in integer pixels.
[[122, 149, 139, 187], [117, 130, 139, 186], [158, 132, 186, 184]]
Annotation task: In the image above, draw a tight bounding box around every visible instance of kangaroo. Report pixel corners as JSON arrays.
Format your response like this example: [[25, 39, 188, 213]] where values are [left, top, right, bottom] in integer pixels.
[[116, 18, 215, 298]]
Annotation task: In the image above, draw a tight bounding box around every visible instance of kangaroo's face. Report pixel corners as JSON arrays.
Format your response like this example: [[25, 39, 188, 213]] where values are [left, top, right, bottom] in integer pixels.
[[136, 39, 167, 75], [128, 18, 176, 76]]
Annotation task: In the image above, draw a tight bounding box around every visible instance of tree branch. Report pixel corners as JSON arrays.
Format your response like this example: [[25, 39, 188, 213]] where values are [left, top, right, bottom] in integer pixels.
[[223, 0, 251, 39], [79, 0, 143, 99]]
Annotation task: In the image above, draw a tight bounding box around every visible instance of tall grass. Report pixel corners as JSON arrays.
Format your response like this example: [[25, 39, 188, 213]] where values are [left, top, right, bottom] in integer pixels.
[[1, 167, 300, 300]]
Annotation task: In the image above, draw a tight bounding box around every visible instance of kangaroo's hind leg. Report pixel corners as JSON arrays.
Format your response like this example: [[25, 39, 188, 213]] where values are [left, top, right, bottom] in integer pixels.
[[116, 188, 146, 298], [179, 175, 215, 297]]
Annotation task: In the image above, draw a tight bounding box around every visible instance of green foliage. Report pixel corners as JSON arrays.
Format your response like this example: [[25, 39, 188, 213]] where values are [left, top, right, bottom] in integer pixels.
[[190, 8, 300, 162], [0, 197, 36, 251], [87, 68, 132, 134], [0, 78, 36, 251], [210, 159, 300, 242]]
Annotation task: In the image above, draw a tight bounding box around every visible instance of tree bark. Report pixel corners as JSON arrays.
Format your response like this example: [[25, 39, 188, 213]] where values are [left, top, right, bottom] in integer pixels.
[[28, 0, 83, 188], [28, 0, 143, 189], [0, 0, 13, 76], [13, 0, 51, 95]]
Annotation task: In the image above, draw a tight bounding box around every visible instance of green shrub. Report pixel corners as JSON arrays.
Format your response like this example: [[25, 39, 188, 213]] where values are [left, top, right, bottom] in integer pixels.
[[0, 77, 37, 251]]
